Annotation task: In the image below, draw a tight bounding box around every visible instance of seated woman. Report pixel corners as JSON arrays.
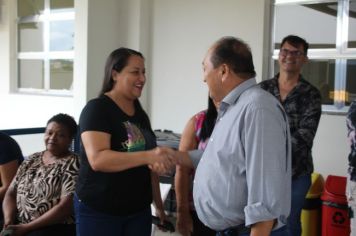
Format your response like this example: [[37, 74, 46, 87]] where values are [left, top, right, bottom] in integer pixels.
[[0, 132, 24, 230], [2, 113, 79, 236]]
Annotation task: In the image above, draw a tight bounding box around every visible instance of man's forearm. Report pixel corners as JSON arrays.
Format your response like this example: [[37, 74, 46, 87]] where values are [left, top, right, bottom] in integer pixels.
[[176, 149, 204, 169], [176, 151, 194, 168], [250, 220, 274, 236]]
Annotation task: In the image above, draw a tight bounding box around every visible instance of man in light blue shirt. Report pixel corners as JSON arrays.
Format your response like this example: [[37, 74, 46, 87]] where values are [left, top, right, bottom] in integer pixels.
[[178, 37, 291, 236]]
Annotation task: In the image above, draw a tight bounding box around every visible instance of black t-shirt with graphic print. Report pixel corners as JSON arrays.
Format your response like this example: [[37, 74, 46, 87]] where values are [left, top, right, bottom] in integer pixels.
[[76, 95, 155, 216]]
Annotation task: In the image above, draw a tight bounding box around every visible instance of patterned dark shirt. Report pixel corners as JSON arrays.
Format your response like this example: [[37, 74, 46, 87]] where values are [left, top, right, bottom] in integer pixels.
[[260, 74, 322, 178], [347, 101, 356, 181]]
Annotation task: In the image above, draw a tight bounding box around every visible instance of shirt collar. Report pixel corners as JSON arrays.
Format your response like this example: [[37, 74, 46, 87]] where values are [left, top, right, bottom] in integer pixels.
[[218, 78, 257, 115], [275, 73, 306, 87], [221, 78, 257, 106]]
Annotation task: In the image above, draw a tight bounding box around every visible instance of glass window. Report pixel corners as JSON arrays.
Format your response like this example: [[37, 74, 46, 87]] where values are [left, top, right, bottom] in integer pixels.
[[18, 22, 44, 52], [272, 0, 355, 111], [50, 20, 74, 51], [274, 2, 337, 49], [18, 0, 44, 18], [346, 59, 356, 104], [348, 0, 356, 48], [17, 0, 75, 95], [18, 60, 44, 89], [50, 60, 73, 90], [50, 0, 74, 13]]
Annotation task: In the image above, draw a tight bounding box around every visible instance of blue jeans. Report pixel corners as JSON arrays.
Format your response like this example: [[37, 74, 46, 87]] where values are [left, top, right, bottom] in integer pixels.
[[74, 194, 152, 236], [287, 174, 311, 236]]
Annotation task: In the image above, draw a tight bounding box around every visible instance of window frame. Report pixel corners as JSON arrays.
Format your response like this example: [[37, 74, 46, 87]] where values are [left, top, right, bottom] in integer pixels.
[[271, 0, 356, 113], [16, 0, 75, 96]]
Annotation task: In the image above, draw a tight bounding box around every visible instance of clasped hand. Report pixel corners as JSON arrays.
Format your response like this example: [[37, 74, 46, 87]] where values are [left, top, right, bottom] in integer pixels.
[[149, 147, 183, 175]]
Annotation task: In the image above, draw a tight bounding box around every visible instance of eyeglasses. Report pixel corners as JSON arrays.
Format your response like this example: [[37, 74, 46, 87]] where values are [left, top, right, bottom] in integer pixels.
[[279, 48, 304, 57]]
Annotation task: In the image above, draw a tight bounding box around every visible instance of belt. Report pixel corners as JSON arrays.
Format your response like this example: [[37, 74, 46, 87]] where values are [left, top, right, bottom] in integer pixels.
[[217, 224, 251, 236]]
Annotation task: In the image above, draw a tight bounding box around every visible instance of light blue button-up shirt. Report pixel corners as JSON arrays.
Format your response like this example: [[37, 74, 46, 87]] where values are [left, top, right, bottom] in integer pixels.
[[191, 78, 291, 231]]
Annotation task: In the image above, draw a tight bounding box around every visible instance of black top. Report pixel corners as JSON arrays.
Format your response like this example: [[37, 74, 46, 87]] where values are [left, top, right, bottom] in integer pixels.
[[76, 95, 155, 215], [0, 132, 23, 219], [0, 132, 23, 165]]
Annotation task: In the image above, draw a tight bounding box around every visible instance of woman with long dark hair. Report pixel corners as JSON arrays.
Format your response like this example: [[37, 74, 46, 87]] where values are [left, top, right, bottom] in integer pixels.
[[75, 48, 173, 236], [175, 96, 218, 236]]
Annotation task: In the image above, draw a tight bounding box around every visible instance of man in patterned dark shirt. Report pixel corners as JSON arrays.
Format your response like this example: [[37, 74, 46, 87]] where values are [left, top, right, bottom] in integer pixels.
[[346, 100, 356, 235], [260, 35, 322, 236]]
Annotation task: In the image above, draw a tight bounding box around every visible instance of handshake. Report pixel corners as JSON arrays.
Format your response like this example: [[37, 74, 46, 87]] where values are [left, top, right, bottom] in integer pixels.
[[148, 147, 192, 175]]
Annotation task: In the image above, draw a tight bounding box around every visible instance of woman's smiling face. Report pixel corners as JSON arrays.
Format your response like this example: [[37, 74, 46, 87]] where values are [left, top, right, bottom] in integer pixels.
[[112, 55, 146, 100]]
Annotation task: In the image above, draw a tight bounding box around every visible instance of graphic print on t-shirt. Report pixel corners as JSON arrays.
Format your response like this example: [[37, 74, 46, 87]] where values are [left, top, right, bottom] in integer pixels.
[[121, 121, 146, 152]]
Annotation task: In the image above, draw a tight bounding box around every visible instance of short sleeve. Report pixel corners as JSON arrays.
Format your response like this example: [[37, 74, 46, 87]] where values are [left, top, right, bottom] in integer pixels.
[[79, 97, 111, 134], [9, 153, 36, 191]]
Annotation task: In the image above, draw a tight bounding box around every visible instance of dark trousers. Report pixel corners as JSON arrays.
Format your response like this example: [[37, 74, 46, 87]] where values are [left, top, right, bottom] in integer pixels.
[[216, 224, 250, 236], [191, 210, 216, 236], [26, 224, 76, 236], [217, 225, 287, 236], [74, 194, 152, 236], [287, 175, 311, 236]]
